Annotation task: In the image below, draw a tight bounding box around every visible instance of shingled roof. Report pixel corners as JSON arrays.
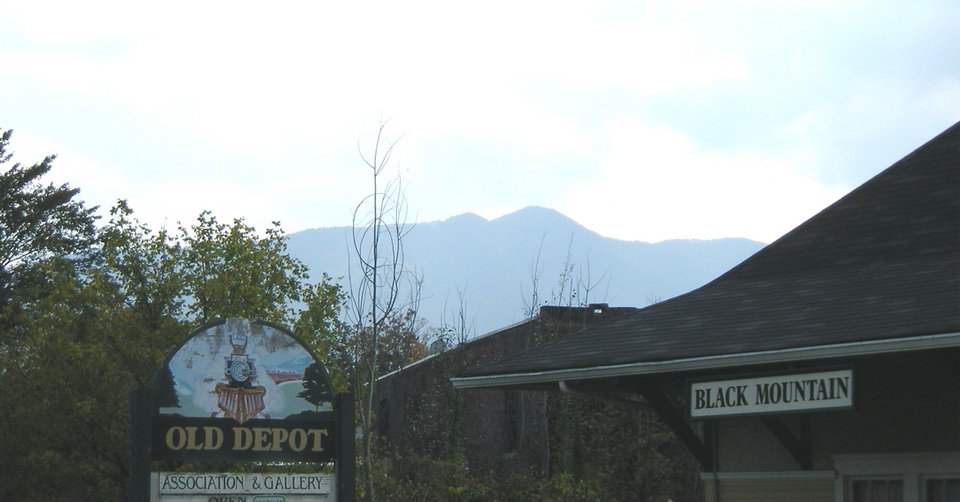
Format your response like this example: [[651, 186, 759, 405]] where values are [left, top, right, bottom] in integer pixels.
[[453, 122, 960, 389]]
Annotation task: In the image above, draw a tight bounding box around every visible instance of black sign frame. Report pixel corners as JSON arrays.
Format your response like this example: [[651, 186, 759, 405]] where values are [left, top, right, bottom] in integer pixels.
[[127, 318, 355, 502]]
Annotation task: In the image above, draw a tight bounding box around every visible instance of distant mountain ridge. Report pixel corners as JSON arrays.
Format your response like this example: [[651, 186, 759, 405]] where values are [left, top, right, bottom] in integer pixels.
[[285, 206, 765, 336]]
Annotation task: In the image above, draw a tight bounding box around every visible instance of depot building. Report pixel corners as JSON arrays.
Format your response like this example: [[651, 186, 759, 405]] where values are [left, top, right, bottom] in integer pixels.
[[453, 122, 960, 502]]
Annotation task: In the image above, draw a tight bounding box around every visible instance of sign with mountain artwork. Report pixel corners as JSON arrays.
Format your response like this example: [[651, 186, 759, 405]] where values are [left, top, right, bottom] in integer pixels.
[[150, 318, 338, 462], [128, 318, 354, 502]]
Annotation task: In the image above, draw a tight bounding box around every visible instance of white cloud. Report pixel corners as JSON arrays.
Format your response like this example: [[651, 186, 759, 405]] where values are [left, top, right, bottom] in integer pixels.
[[1, 0, 957, 243], [559, 121, 846, 243]]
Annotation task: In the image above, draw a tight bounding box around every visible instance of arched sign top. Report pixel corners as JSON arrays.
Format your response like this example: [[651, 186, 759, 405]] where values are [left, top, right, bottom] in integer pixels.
[[153, 318, 335, 423]]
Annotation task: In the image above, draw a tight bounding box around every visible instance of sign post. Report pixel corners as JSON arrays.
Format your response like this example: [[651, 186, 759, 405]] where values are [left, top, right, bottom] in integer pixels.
[[128, 318, 354, 502], [128, 387, 154, 502], [335, 393, 355, 502]]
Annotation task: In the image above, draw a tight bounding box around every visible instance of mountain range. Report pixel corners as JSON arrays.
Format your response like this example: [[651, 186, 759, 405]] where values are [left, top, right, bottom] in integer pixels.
[[285, 207, 765, 337]]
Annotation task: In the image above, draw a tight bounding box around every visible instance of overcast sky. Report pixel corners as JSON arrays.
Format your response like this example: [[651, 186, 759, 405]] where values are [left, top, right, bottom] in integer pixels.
[[2, 0, 958, 244]]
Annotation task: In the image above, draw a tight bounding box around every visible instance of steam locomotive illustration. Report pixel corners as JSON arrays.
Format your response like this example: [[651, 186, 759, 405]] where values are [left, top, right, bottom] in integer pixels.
[[214, 332, 266, 423]]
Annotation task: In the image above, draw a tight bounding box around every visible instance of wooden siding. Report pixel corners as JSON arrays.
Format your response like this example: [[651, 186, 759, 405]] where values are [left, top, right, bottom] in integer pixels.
[[702, 476, 834, 502]]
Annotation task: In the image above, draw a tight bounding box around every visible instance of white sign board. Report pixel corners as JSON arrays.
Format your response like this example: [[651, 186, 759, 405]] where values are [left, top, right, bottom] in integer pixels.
[[689, 369, 853, 418], [151, 472, 334, 502]]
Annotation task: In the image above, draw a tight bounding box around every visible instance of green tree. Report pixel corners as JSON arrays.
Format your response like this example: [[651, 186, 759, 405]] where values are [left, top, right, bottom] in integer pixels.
[[548, 392, 699, 502], [298, 362, 335, 410], [96, 200, 187, 356], [295, 278, 349, 390], [0, 196, 346, 499], [375, 309, 429, 375], [0, 128, 97, 326], [178, 211, 309, 325], [0, 254, 151, 500]]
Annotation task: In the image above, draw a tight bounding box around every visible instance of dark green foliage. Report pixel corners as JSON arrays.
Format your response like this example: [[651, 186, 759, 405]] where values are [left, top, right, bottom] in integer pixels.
[[0, 128, 97, 330], [0, 256, 174, 500], [369, 451, 491, 502], [373, 318, 701, 502], [375, 388, 699, 502], [299, 362, 335, 409], [548, 393, 700, 502], [0, 129, 97, 276], [0, 135, 346, 499], [368, 450, 604, 502]]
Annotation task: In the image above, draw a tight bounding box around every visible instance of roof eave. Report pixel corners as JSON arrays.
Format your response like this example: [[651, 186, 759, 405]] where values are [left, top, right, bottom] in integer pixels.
[[450, 331, 960, 390]]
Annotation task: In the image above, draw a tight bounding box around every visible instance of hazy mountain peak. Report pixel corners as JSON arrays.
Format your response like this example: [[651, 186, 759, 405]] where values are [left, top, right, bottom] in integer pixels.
[[489, 206, 595, 238], [430, 212, 488, 226], [492, 206, 576, 225], [285, 207, 764, 335]]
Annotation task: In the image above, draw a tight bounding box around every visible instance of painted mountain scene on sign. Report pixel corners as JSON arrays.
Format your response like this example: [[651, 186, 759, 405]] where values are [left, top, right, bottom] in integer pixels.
[[158, 319, 333, 421]]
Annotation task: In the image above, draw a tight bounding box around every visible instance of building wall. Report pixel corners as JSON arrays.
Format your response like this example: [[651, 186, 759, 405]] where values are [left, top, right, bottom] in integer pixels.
[[716, 350, 959, 473], [374, 305, 639, 476], [707, 348, 959, 501]]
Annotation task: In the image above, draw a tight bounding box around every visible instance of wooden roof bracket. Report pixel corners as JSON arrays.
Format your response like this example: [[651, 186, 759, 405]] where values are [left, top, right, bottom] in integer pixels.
[[636, 381, 714, 471], [762, 415, 812, 470]]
